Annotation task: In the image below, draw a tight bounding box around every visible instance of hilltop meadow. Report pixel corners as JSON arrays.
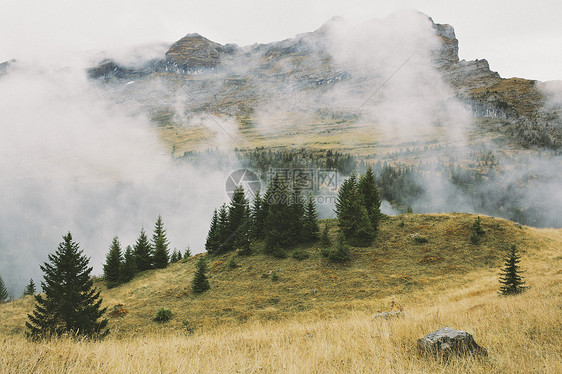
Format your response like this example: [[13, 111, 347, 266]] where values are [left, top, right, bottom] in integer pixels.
[[1, 213, 560, 373]]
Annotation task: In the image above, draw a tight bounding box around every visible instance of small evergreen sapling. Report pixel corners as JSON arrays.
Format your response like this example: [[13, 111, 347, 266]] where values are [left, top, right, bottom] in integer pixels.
[[153, 308, 172, 323], [321, 236, 351, 263], [470, 216, 486, 244], [170, 249, 181, 263], [320, 224, 331, 247], [23, 278, 36, 296], [499, 245, 526, 295], [192, 258, 210, 294]]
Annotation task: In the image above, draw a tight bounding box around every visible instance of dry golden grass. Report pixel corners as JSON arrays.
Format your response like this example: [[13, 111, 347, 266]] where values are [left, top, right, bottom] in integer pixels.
[[1, 214, 560, 373]]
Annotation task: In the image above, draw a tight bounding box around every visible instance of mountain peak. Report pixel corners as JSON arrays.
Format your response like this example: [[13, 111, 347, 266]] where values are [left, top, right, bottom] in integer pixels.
[[165, 33, 224, 70]]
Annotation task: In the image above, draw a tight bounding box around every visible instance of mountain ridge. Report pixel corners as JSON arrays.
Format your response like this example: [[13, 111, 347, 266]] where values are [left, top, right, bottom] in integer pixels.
[[82, 11, 560, 150]]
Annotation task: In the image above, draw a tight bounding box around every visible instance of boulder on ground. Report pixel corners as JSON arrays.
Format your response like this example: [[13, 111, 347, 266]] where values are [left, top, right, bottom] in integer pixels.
[[417, 327, 487, 357]]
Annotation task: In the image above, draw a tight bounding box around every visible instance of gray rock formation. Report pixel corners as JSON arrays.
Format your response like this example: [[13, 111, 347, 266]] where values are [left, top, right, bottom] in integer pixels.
[[86, 11, 561, 149], [417, 327, 487, 357], [0, 59, 15, 77]]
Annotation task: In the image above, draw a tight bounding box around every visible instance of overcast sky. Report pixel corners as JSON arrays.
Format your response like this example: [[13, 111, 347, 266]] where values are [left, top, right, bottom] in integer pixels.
[[1, 0, 560, 81]]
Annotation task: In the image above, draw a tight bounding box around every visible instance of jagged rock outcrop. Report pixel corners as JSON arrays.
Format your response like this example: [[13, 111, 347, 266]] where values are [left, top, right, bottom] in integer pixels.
[[431, 21, 459, 67]]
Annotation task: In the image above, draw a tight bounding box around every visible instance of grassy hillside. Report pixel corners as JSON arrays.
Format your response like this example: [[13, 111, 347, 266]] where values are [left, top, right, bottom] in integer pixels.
[[1, 213, 560, 372]]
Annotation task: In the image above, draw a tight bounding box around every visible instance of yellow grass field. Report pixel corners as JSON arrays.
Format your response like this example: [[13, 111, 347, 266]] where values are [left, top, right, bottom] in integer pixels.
[[1, 214, 560, 373]]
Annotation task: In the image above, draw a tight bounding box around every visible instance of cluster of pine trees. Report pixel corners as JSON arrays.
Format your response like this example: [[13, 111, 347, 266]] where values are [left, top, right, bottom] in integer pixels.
[[236, 148, 357, 176], [335, 168, 382, 246], [205, 168, 382, 256], [103, 215, 188, 288], [0, 276, 37, 303], [181, 148, 358, 176], [206, 177, 320, 257]]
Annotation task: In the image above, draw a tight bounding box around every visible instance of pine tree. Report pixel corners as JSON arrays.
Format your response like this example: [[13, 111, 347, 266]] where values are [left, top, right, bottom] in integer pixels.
[[335, 175, 356, 223], [0, 275, 8, 303], [133, 228, 152, 272], [192, 258, 210, 294], [358, 167, 382, 231], [152, 215, 170, 269], [205, 209, 220, 254], [352, 206, 374, 247], [255, 190, 271, 240], [184, 247, 192, 259], [26, 233, 108, 339], [471, 216, 485, 236], [320, 224, 331, 247], [170, 249, 182, 263], [120, 245, 137, 283], [23, 278, 36, 296], [335, 175, 373, 246], [302, 193, 320, 242], [103, 236, 123, 288], [499, 245, 526, 295], [216, 204, 230, 253], [288, 188, 305, 243], [250, 191, 266, 239], [264, 177, 293, 256], [227, 185, 251, 252], [470, 216, 486, 244]]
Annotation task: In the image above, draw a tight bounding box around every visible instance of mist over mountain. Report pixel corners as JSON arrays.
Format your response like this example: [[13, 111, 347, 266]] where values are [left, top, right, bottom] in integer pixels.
[[0, 11, 560, 296]]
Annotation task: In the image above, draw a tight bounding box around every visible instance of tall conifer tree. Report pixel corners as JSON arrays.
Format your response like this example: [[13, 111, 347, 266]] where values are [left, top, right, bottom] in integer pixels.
[[251, 191, 266, 239], [152, 215, 170, 269], [103, 236, 122, 288], [26, 233, 108, 339], [302, 193, 320, 242], [23, 278, 36, 296], [358, 167, 381, 231], [205, 209, 220, 254], [120, 245, 137, 283], [288, 188, 305, 243], [134, 228, 152, 271], [216, 204, 230, 252], [227, 185, 251, 252], [264, 177, 293, 255], [335, 175, 373, 246]]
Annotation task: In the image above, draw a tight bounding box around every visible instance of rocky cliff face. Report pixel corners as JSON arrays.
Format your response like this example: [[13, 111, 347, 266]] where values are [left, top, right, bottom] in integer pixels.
[[85, 12, 560, 150]]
